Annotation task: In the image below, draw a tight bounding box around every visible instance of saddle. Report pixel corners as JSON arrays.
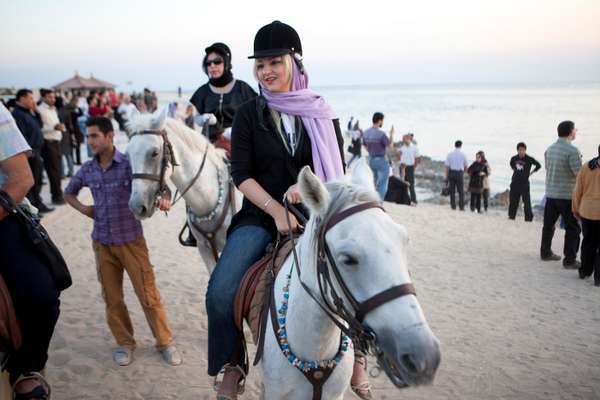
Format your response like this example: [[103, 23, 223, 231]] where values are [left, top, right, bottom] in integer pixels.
[[0, 274, 21, 368], [233, 238, 295, 349]]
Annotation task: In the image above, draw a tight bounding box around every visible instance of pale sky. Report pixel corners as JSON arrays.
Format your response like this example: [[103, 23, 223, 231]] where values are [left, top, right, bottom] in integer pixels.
[[2, 0, 600, 90]]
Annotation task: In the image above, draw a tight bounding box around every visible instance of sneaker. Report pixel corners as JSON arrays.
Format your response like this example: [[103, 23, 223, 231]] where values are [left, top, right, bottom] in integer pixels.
[[160, 345, 182, 366], [563, 260, 581, 270], [579, 268, 589, 279], [52, 197, 66, 206], [541, 253, 561, 261], [113, 347, 133, 366], [594, 281, 600, 287]]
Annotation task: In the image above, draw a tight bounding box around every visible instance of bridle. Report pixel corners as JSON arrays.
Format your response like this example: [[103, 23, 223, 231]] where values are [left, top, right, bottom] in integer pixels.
[[284, 199, 416, 388], [129, 129, 208, 207]]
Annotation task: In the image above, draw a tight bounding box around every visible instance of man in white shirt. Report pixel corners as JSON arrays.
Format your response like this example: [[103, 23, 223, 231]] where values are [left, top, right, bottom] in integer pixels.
[[400, 134, 420, 204], [38, 89, 65, 204], [117, 95, 137, 125], [445, 140, 468, 210]]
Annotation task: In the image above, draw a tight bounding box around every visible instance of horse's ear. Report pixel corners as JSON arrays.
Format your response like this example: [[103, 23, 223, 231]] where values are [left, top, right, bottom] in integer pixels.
[[151, 107, 168, 129], [351, 158, 375, 192], [298, 166, 329, 216]]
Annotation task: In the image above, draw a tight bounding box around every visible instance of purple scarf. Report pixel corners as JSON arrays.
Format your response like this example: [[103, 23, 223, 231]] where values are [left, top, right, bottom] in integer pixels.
[[260, 61, 344, 182]]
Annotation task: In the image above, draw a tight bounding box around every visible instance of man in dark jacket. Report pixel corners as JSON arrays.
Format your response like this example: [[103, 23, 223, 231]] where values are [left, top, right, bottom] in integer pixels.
[[509, 142, 541, 221], [11, 89, 54, 213]]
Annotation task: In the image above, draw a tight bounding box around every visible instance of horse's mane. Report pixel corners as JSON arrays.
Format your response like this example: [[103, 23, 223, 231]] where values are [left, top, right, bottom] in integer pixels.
[[127, 114, 226, 166], [312, 181, 380, 244]]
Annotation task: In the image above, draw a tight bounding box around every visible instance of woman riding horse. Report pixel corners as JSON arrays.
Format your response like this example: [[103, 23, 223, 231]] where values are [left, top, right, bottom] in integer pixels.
[[183, 42, 257, 247], [206, 21, 372, 399]]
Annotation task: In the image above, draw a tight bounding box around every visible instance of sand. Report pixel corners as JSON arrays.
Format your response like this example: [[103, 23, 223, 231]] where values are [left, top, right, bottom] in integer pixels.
[[35, 190, 600, 399]]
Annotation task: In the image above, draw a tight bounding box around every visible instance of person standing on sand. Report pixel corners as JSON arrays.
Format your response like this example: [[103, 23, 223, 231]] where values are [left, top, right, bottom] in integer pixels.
[[38, 89, 66, 205], [346, 119, 363, 167], [445, 140, 469, 210], [363, 112, 395, 200], [572, 144, 600, 287], [540, 120, 582, 268], [508, 142, 541, 221], [0, 102, 60, 400], [399, 133, 420, 205], [467, 151, 489, 213], [480, 150, 491, 212], [64, 116, 182, 367]]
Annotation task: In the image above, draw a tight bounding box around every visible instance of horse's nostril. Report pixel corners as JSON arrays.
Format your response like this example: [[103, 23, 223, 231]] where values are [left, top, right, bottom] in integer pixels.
[[140, 205, 147, 216], [401, 354, 425, 375]]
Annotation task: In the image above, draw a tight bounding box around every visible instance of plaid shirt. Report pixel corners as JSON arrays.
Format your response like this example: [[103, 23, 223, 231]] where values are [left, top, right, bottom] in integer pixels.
[[65, 150, 143, 245], [544, 138, 582, 200]]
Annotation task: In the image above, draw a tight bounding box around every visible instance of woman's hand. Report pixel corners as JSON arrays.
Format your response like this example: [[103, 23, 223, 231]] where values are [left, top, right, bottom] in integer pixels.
[[284, 183, 302, 204], [273, 207, 303, 233]]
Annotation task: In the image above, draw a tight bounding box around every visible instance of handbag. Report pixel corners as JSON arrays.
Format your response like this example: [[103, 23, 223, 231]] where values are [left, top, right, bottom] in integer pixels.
[[0, 190, 72, 291]]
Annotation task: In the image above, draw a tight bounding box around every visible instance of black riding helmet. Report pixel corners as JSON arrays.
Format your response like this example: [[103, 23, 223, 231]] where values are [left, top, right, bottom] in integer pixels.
[[248, 21, 302, 59], [203, 42, 232, 75]]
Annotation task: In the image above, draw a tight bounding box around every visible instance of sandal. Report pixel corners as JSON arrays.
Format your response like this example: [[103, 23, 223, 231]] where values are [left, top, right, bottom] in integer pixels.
[[12, 372, 51, 400], [351, 353, 373, 400], [213, 364, 246, 400]]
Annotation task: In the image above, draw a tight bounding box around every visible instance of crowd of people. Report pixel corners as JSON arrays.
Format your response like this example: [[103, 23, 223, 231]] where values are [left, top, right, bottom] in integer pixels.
[[351, 115, 599, 286]]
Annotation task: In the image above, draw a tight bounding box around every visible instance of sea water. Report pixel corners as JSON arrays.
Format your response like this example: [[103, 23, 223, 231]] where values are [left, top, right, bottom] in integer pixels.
[[157, 82, 600, 202]]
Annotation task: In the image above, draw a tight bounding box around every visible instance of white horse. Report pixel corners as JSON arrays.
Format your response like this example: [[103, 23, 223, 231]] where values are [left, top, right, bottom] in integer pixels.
[[126, 108, 241, 273], [259, 161, 441, 399]]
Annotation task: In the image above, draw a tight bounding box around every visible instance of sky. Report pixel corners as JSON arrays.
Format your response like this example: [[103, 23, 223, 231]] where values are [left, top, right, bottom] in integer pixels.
[[2, 0, 600, 91]]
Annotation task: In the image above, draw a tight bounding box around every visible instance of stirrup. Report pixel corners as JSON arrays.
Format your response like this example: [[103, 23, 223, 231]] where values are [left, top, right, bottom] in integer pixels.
[[351, 353, 373, 400], [12, 372, 51, 400], [213, 364, 247, 398]]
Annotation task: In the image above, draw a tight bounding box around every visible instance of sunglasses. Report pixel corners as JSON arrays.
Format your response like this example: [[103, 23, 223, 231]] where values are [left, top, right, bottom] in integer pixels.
[[205, 59, 223, 67]]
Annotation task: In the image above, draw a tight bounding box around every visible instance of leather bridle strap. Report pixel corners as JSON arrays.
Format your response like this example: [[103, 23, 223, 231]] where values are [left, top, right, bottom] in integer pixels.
[[324, 201, 384, 231], [355, 283, 416, 323]]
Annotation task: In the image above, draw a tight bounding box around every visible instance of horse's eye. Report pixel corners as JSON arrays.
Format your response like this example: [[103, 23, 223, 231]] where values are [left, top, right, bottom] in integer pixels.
[[151, 150, 159, 158], [340, 254, 359, 266]]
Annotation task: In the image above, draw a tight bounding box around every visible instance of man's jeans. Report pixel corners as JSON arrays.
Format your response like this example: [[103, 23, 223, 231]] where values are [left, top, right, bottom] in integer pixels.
[[540, 198, 581, 263], [205, 225, 272, 376], [369, 156, 390, 201]]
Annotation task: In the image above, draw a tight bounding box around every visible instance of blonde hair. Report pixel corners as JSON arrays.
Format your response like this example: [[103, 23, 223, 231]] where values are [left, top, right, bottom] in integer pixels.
[[253, 54, 293, 87]]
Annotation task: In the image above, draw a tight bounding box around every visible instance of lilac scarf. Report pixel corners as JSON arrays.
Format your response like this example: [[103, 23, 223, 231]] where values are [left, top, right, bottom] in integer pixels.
[[260, 61, 344, 182]]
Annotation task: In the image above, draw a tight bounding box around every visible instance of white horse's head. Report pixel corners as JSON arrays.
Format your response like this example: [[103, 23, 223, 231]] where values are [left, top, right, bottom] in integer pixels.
[[126, 107, 170, 219], [298, 160, 441, 387]]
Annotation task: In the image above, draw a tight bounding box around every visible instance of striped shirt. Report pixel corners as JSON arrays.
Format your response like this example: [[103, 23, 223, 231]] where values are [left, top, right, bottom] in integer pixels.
[[64, 150, 144, 245], [544, 138, 582, 199]]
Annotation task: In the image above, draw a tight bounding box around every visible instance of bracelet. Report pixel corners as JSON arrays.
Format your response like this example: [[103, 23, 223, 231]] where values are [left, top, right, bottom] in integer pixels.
[[263, 197, 273, 210]]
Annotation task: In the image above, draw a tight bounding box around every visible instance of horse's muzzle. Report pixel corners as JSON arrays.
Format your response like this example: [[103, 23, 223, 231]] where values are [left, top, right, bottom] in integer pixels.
[[376, 324, 441, 387]]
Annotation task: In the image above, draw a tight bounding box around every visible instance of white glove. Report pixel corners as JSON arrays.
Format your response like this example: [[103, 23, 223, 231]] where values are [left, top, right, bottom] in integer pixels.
[[223, 127, 232, 140], [204, 113, 217, 125]]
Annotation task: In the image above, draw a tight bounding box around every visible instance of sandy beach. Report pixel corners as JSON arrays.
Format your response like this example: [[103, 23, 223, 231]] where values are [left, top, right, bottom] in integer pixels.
[[33, 185, 600, 400]]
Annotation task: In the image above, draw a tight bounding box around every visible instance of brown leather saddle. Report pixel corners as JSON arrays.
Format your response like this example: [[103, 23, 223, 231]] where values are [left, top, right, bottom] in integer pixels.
[[233, 238, 295, 348], [0, 274, 21, 368]]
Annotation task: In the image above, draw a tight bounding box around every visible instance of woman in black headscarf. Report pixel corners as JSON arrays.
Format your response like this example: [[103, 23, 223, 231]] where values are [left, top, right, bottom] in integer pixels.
[[182, 43, 258, 247], [189, 42, 257, 146]]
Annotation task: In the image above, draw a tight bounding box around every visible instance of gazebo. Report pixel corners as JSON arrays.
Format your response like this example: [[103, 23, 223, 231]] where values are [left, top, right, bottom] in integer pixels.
[[52, 73, 116, 92]]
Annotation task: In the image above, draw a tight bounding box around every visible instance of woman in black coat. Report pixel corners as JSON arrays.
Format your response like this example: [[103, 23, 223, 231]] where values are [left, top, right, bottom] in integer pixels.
[[467, 150, 489, 213], [189, 42, 257, 144], [205, 21, 373, 400]]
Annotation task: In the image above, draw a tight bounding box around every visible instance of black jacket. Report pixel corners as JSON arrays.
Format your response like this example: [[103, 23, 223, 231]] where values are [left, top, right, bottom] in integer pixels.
[[11, 105, 43, 150], [510, 154, 541, 186], [189, 80, 257, 142], [229, 96, 345, 237], [467, 161, 489, 193]]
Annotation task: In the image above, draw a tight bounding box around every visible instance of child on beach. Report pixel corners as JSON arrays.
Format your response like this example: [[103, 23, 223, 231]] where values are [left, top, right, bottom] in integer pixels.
[[64, 116, 182, 367]]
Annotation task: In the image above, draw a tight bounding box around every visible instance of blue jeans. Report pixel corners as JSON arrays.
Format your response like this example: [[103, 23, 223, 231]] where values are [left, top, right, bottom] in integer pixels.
[[205, 225, 273, 376], [369, 156, 390, 201]]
